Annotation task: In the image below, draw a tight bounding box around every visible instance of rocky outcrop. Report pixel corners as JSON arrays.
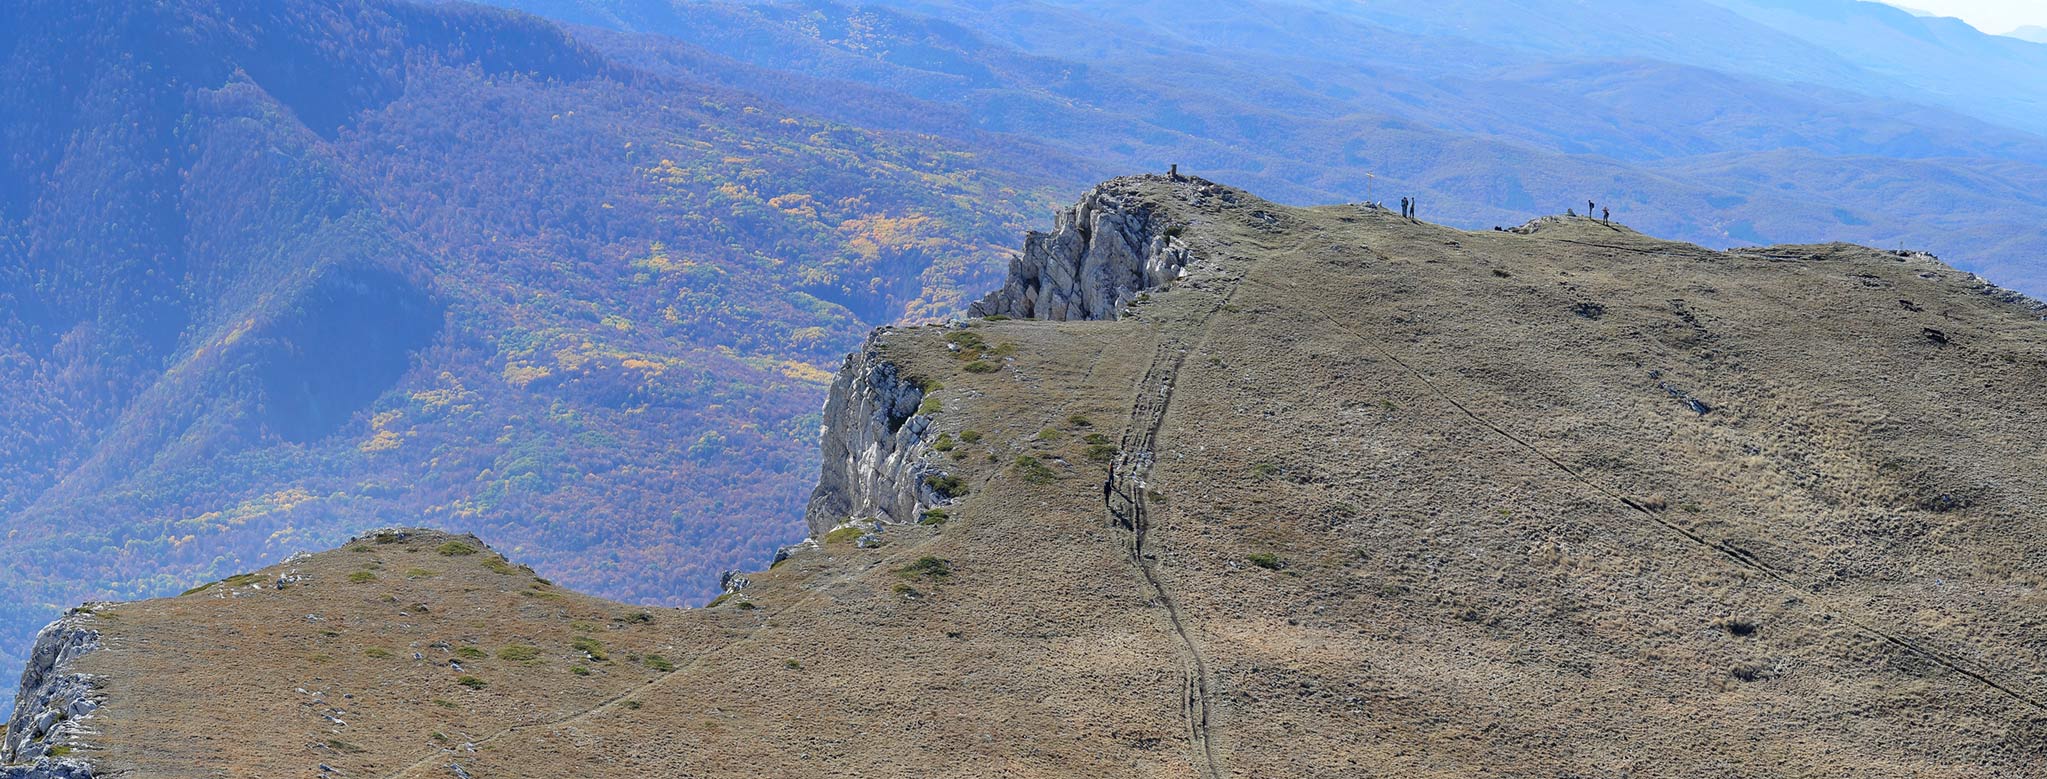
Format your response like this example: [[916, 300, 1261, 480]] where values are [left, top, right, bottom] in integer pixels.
[[1, 608, 105, 779], [967, 180, 1193, 321], [801, 333, 950, 538]]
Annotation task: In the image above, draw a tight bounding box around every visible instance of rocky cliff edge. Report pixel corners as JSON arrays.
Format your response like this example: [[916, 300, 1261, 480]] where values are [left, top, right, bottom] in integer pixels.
[[1, 607, 105, 779]]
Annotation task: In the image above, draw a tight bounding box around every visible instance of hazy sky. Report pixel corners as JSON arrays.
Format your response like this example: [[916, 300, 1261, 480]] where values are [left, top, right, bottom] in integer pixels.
[[1884, 0, 2047, 32]]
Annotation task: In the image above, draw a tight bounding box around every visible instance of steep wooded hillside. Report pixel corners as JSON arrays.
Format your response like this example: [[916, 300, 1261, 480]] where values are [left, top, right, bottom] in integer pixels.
[[0, 0, 1079, 676]]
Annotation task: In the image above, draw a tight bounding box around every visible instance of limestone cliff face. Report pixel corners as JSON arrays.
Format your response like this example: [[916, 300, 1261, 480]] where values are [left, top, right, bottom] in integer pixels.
[[1, 608, 104, 779], [967, 180, 1193, 321], [801, 332, 947, 538]]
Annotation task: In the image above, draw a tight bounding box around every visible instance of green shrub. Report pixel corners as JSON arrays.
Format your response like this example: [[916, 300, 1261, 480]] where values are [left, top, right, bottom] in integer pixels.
[[1085, 444, 1119, 463], [571, 666, 592, 676], [364, 647, 393, 659], [824, 526, 865, 545], [498, 645, 541, 662], [932, 433, 956, 452], [924, 473, 969, 498], [572, 636, 608, 661], [963, 360, 999, 373], [437, 541, 478, 556], [784, 658, 803, 669], [958, 429, 983, 443], [736, 601, 758, 611], [918, 396, 943, 416], [1068, 414, 1093, 427], [945, 331, 987, 356], [405, 568, 438, 578], [643, 654, 676, 672], [919, 509, 950, 526], [455, 646, 486, 659], [457, 676, 487, 689], [1012, 455, 1059, 484], [1246, 553, 1286, 570], [482, 558, 519, 575], [898, 556, 953, 579], [1035, 428, 1062, 441], [1251, 462, 1282, 479], [347, 571, 378, 583], [983, 314, 1011, 321]]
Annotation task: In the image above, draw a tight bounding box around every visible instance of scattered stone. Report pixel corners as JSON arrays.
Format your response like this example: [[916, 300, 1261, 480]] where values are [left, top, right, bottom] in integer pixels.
[[717, 571, 750, 594]]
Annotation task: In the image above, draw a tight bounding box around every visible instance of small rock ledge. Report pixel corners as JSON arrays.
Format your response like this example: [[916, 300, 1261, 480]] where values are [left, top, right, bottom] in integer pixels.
[[967, 179, 1193, 321], [1, 608, 105, 779]]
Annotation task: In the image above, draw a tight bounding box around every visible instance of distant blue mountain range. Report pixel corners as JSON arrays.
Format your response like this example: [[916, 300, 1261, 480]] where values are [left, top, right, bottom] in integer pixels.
[[489, 0, 2047, 294]]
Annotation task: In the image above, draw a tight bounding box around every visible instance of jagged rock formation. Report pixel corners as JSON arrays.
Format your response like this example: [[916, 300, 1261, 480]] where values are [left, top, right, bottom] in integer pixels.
[[966, 178, 1196, 321], [0, 609, 103, 779], [800, 334, 950, 537]]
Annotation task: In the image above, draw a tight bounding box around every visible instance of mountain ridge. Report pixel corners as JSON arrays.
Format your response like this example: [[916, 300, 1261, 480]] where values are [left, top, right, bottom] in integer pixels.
[[10, 175, 2046, 778]]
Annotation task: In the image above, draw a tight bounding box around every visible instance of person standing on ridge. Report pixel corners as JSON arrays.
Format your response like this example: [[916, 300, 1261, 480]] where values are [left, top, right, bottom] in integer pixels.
[[1409, 197, 1418, 222], [1400, 197, 1409, 220], [1603, 206, 1611, 225], [1589, 200, 1596, 216]]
